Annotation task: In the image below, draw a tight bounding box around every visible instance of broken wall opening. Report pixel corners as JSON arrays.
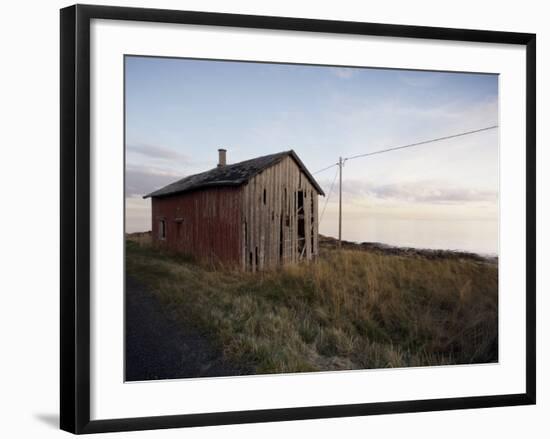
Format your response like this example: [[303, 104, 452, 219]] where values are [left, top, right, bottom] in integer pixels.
[[297, 190, 305, 257]]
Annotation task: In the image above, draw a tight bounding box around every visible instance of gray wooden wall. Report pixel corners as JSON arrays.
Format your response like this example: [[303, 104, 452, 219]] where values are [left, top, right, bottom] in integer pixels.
[[241, 156, 319, 271]]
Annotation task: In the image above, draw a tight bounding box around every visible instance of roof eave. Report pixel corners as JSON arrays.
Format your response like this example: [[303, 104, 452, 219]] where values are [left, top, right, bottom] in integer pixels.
[[143, 180, 246, 199]]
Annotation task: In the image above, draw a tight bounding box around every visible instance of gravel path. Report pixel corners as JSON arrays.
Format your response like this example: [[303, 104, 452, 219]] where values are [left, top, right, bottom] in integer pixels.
[[125, 275, 246, 381]]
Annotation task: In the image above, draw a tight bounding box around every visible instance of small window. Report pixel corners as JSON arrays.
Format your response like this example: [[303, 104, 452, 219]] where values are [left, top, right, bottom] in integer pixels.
[[159, 219, 166, 240], [263, 188, 267, 205]]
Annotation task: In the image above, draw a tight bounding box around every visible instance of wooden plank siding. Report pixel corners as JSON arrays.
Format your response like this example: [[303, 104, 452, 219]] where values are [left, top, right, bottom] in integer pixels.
[[151, 187, 242, 267], [241, 156, 319, 271]]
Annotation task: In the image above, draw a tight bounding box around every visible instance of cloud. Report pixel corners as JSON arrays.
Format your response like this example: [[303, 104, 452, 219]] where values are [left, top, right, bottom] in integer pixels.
[[329, 67, 355, 80], [369, 182, 496, 204], [125, 165, 182, 197], [321, 178, 497, 205], [127, 143, 188, 161]]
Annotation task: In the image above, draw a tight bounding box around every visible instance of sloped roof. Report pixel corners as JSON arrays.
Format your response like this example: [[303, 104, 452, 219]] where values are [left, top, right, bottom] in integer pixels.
[[143, 150, 325, 199]]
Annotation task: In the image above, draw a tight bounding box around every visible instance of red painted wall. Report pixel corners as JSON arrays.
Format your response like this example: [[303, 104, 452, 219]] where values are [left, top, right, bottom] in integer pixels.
[[151, 187, 242, 266]]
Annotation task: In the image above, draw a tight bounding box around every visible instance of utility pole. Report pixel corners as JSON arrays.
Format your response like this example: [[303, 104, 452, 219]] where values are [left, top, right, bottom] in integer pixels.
[[338, 156, 343, 247]]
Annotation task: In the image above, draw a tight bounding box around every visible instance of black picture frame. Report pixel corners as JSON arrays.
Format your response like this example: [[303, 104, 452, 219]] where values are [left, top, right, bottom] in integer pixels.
[[60, 4, 536, 434]]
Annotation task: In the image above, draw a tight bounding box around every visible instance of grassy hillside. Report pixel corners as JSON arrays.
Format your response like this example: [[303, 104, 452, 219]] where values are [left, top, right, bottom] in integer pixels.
[[126, 234, 498, 374]]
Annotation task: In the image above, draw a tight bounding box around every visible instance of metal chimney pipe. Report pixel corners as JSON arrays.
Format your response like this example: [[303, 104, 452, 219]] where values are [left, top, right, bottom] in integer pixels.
[[218, 148, 227, 167]]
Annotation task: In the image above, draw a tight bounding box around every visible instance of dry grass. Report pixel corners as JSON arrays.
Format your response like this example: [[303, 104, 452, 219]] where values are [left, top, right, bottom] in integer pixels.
[[126, 236, 498, 374]]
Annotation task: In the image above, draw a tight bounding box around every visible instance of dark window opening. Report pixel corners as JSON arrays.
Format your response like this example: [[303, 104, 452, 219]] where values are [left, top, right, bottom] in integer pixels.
[[297, 191, 305, 257], [311, 191, 315, 231], [263, 188, 267, 205], [159, 219, 166, 240], [297, 191, 304, 213]]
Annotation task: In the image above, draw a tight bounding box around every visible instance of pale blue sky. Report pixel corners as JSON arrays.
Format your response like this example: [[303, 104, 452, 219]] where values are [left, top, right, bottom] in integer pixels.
[[125, 56, 499, 254]]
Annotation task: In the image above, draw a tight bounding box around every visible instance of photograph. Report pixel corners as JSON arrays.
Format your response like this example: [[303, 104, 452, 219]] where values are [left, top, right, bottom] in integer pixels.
[[124, 56, 499, 382]]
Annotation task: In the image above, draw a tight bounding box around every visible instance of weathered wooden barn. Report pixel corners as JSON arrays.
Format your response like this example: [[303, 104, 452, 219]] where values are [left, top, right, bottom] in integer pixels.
[[144, 149, 325, 271]]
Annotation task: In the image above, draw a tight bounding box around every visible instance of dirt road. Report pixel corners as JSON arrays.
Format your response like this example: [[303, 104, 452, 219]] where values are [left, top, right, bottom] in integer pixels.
[[125, 275, 247, 381]]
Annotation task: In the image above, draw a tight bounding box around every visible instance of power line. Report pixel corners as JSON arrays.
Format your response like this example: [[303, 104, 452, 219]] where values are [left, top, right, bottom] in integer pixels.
[[319, 166, 339, 224], [310, 125, 499, 239], [311, 125, 498, 176], [344, 125, 498, 162], [323, 124, 499, 246], [312, 162, 338, 175]]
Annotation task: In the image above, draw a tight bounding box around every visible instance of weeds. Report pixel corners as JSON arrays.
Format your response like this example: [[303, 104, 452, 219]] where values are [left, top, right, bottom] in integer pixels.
[[126, 237, 498, 374]]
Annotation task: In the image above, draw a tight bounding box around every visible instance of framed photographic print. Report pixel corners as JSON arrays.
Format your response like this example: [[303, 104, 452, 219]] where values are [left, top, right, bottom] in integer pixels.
[[60, 4, 536, 434]]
